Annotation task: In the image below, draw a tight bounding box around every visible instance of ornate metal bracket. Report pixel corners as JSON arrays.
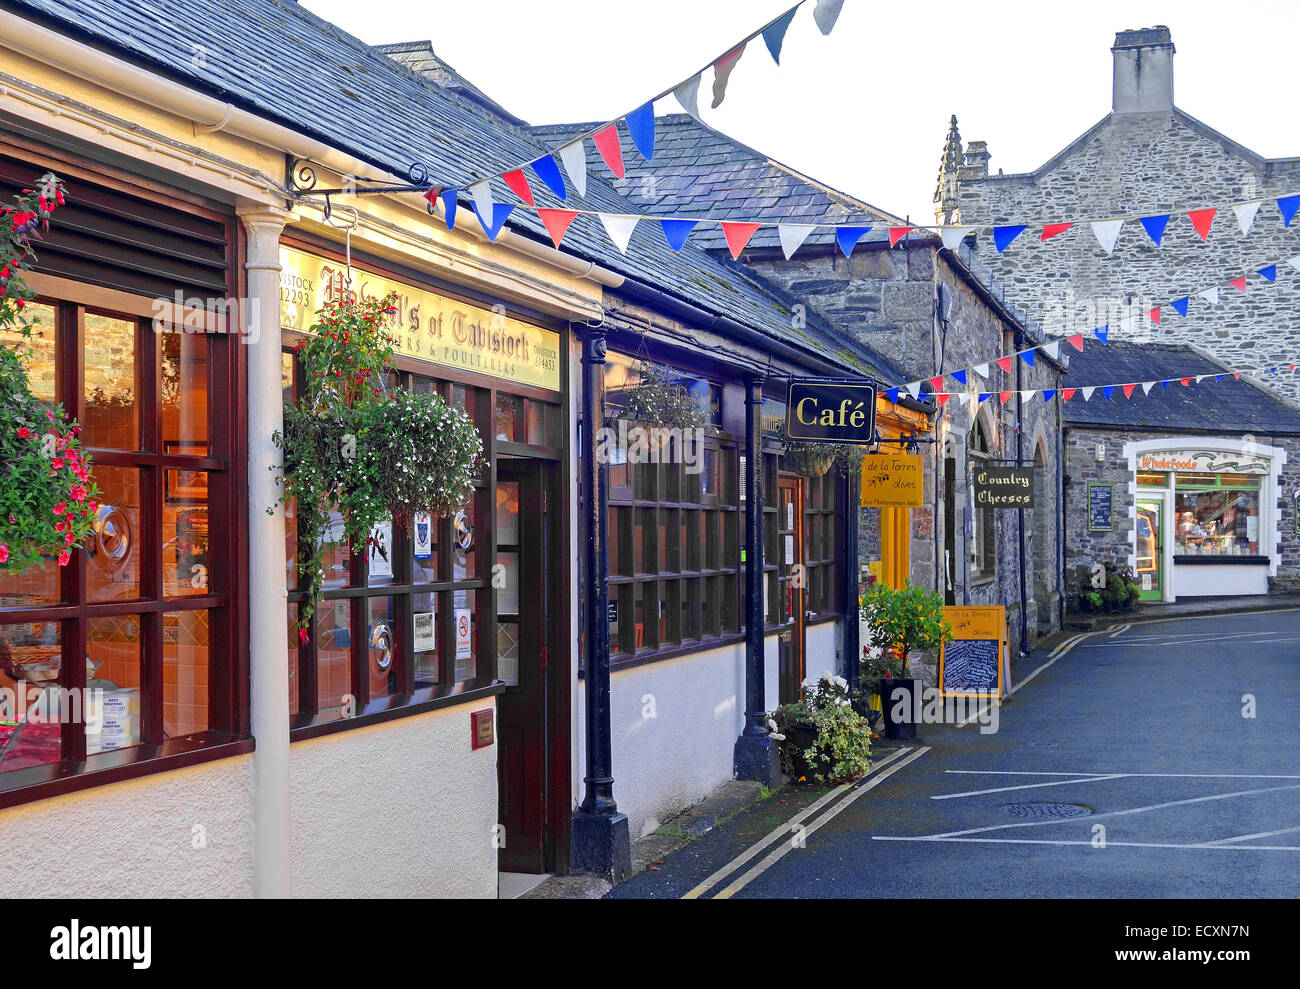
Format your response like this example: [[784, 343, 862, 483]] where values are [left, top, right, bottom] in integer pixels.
[[287, 157, 442, 221]]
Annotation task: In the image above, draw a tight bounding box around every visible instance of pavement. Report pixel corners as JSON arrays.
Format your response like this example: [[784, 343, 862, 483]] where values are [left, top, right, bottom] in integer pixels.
[[594, 607, 1300, 898], [1064, 593, 1300, 631]]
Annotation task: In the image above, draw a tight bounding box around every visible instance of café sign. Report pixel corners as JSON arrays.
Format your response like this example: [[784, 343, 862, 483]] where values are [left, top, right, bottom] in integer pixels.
[[785, 379, 878, 443], [279, 246, 561, 391], [1136, 450, 1270, 475]]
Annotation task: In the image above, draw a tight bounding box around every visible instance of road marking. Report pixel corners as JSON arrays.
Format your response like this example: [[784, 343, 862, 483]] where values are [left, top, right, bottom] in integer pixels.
[[944, 770, 1300, 779], [871, 836, 1300, 851], [1202, 825, 1300, 845], [710, 747, 931, 899], [680, 746, 913, 900], [1091, 630, 1284, 646], [1108, 623, 1131, 637], [933, 774, 1128, 800], [924, 782, 1300, 839], [1014, 630, 1100, 692]]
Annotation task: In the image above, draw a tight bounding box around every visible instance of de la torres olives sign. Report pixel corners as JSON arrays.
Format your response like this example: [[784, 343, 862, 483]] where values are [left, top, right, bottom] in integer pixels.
[[279, 246, 561, 391]]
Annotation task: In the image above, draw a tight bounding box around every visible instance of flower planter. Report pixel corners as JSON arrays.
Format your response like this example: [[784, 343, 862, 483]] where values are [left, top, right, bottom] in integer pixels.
[[786, 720, 828, 781], [878, 677, 918, 740]]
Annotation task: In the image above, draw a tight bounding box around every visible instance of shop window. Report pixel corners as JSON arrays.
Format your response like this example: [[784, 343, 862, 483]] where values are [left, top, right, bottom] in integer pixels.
[[802, 473, 839, 617], [1174, 480, 1262, 557], [968, 417, 996, 582], [1, 302, 239, 791]]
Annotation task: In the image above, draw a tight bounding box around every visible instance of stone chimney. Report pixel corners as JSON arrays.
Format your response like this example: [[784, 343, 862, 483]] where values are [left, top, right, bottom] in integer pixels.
[[962, 142, 990, 179], [1112, 26, 1174, 114]]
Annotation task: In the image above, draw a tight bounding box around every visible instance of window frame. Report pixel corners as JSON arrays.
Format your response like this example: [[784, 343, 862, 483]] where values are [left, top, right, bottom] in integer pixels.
[[967, 417, 997, 585]]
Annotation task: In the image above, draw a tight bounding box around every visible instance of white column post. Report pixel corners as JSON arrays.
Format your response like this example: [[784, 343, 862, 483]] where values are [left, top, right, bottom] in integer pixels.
[[238, 205, 292, 898]]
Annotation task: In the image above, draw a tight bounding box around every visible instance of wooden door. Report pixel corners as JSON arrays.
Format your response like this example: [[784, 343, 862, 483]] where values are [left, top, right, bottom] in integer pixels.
[[777, 475, 805, 703]]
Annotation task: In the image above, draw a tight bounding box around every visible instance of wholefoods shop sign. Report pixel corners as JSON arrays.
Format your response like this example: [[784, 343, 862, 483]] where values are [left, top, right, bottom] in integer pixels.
[[279, 246, 560, 390]]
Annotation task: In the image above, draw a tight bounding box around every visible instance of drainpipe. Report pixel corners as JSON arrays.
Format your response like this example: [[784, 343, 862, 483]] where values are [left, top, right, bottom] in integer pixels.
[[843, 468, 861, 694], [1014, 336, 1029, 656], [734, 375, 781, 784], [570, 325, 630, 884], [238, 205, 293, 899]]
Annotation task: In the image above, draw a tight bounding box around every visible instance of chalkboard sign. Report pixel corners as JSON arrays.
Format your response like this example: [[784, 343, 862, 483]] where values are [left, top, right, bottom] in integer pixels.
[[1088, 483, 1113, 531], [939, 606, 1004, 698]]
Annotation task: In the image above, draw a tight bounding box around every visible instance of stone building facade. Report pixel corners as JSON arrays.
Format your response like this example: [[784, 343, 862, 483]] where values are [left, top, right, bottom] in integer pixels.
[[941, 27, 1300, 405]]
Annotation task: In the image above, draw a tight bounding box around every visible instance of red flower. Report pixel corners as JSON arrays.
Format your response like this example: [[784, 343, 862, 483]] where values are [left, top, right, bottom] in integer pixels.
[[57, 549, 71, 567], [16, 426, 30, 439], [298, 629, 310, 645], [0, 544, 8, 564]]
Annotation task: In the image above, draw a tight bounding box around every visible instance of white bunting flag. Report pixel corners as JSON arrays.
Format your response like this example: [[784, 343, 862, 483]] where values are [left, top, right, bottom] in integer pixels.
[[1041, 341, 1061, 361], [1021, 390, 1037, 400], [972, 363, 989, 379], [557, 140, 587, 199], [1288, 256, 1300, 272], [1199, 287, 1220, 305], [963, 393, 978, 409], [467, 180, 494, 223], [905, 381, 923, 400], [1233, 201, 1262, 235], [814, 0, 845, 35], [939, 226, 975, 251], [599, 214, 640, 253], [1196, 374, 1209, 384], [1091, 219, 1124, 254], [778, 224, 817, 260], [1142, 381, 1156, 395], [1082, 386, 1096, 402], [674, 73, 703, 120]]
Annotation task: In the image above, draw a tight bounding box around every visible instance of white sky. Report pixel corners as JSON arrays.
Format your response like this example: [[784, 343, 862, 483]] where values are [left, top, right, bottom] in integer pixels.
[[300, 0, 1299, 224]]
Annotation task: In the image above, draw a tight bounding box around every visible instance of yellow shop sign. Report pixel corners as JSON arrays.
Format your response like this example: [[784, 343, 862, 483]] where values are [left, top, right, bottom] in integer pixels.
[[278, 246, 561, 391]]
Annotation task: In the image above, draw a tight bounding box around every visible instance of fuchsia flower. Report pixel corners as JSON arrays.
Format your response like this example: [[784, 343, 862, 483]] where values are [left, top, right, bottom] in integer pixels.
[[298, 629, 310, 645], [57, 549, 70, 567], [0, 544, 9, 564]]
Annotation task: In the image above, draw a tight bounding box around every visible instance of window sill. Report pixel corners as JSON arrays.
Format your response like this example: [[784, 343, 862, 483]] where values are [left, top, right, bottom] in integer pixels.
[[0, 734, 255, 811], [289, 678, 506, 742], [968, 573, 997, 587]]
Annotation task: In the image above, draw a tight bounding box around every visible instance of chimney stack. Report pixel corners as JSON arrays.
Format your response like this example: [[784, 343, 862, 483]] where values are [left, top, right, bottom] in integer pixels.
[[1112, 26, 1174, 114]]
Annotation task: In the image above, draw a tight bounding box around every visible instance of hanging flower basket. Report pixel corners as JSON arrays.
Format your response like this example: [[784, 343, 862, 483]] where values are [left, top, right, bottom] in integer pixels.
[[616, 359, 710, 437], [833, 444, 866, 477], [783, 441, 836, 477]]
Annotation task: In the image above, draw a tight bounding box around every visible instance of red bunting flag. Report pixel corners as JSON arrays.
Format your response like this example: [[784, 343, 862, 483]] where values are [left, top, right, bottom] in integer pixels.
[[1040, 222, 1073, 241], [501, 169, 535, 206], [1187, 207, 1216, 241], [1122, 383, 1136, 398], [1067, 333, 1085, 351], [1234, 372, 1241, 379], [592, 124, 625, 179], [537, 208, 579, 249], [1148, 307, 1161, 324], [423, 185, 443, 208], [1061, 388, 1076, 401], [721, 221, 762, 260], [1229, 275, 1248, 293], [889, 226, 914, 248], [936, 393, 951, 407], [999, 390, 1014, 403], [929, 376, 944, 391], [1180, 377, 1192, 386], [995, 356, 1013, 373]]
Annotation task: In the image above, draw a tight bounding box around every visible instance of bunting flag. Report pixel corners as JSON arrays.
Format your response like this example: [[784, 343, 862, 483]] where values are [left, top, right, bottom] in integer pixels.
[[674, 74, 703, 120], [1041, 341, 1061, 360], [973, 363, 989, 379], [935, 393, 951, 407], [994, 225, 1027, 253], [1229, 275, 1248, 293], [1141, 381, 1155, 395], [1171, 297, 1189, 317], [836, 225, 872, 257], [778, 223, 817, 260], [941, 226, 974, 250], [1258, 264, 1278, 282], [1082, 387, 1096, 401], [538, 208, 579, 249], [1095, 325, 1109, 344], [557, 140, 587, 198], [1021, 350, 1036, 367], [1103, 386, 1116, 399], [501, 169, 535, 207], [951, 369, 967, 385], [591, 124, 625, 179], [1140, 214, 1169, 246], [1148, 307, 1161, 324], [1092, 219, 1124, 254], [905, 381, 923, 400], [1233, 201, 1261, 235], [978, 393, 993, 404], [711, 45, 746, 108], [929, 376, 945, 392], [1061, 388, 1076, 402], [1122, 383, 1136, 398], [1067, 333, 1085, 351], [1042, 390, 1056, 401], [814, 0, 844, 35], [1199, 287, 1220, 305], [1187, 207, 1217, 241], [886, 388, 900, 404], [995, 356, 1013, 373], [1280, 195, 1300, 227], [722, 221, 761, 259], [439, 187, 458, 231], [1041, 222, 1072, 241], [600, 213, 640, 253], [762, 6, 799, 62], [530, 156, 567, 200], [467, 180, 493, 223], [999, 390, 1014, 404], [660, 218, 698, 251], [473, 202, 515, 243], [624, 102, 656, 161], [889, 226, 914, 248]]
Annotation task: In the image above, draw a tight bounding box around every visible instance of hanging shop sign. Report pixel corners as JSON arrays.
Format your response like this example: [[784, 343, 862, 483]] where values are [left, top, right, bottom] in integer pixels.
[[939, 606, 1005, 698], [1135, 449, 1270, 474], [279, 246, 561, 391], [785, 379, 878, 443], [860, 453, 924, 508], [972, 465, 1035, 509], [1087, 483, 1113, 531]]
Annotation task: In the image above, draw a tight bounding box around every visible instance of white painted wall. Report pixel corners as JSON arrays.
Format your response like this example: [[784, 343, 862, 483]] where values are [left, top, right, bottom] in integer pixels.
[[289, 702, 498, 898], [1172, 564, 1270, 597], [0, 754, 255, 897]]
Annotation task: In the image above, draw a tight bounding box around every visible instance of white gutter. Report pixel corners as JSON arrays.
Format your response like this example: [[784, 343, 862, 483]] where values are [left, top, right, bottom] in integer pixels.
[[0, 8, 624, 289]]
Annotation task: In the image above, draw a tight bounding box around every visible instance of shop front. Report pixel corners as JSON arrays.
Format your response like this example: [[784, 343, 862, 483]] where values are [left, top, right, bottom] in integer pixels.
[[1128, 440, 1284, 600]]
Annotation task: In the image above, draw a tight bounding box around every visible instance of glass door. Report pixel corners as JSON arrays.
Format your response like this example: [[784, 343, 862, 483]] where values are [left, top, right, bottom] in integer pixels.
[[1135, 499, 1163, 601], [776, 475, 805, 704]]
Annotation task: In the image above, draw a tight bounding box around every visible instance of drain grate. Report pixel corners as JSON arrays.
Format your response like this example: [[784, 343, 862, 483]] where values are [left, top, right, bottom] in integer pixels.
[[1000, 801, 1093, 820]]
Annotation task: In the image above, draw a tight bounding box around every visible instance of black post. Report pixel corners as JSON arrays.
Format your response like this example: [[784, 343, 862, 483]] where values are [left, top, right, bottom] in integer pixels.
[[843, 467, 861, 694], [734, 375, 781, 784], [570, 326, 630, 883]]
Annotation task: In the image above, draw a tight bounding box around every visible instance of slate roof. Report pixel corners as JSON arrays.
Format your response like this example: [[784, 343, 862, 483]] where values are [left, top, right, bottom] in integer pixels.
[[8, 0, 897, 378], [375, 41, 526, 127], [1061, 342, 1300, 434], [530, 114, 905, 252]]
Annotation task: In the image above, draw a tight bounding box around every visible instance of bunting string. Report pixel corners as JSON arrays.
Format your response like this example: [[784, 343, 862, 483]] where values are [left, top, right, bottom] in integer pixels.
[[885, 251, 1300, 398]]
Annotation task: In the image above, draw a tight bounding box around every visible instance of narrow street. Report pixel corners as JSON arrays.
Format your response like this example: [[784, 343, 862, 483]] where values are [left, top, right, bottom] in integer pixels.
[[609, 609, 1300, 898]]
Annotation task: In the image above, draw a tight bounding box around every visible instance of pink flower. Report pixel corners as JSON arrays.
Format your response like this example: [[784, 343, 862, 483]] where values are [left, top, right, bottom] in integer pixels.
[[69, 484, 86, 501], [0, 544, 8, 564], [298, 629, 310, 645], [16, 426, 29, 439], [64, 532, 74, 545], [57, 549, 70, 567]]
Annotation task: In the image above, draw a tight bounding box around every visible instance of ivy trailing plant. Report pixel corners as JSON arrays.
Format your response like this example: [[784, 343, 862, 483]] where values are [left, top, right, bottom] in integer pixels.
[[273, 291, 483, 639], [0, 174, 100, 574]]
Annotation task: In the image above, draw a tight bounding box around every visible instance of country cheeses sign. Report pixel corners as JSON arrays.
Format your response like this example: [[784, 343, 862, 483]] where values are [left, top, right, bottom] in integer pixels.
[[278, 246, 561, 391], [972, 466, 1035, 509], [1135, 450, 1270, 475]]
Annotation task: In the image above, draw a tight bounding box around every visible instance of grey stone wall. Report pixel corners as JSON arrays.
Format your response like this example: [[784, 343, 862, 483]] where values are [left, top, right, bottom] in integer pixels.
[[957, 111, 1300, 405]]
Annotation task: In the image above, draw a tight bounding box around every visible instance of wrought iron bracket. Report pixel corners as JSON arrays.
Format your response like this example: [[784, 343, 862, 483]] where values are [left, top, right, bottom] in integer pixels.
[[287, 157, 442, 221]]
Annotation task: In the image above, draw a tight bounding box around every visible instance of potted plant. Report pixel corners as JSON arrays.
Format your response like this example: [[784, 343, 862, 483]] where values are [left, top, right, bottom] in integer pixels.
[[1104, 566, 1125, 614], [616, 358, 710, 445], [769, 671, 872, 783], [1126, 582, 1141, 608], [862, 582, 953, 739], [1086, 590, 1104, 612]]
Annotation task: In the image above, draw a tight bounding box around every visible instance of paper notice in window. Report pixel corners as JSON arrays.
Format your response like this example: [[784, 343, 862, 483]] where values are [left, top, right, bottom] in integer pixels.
[[1247, 515, 1259, 542], [413, 612, 435, 652], [455, 608, 472, 660], [370, 520, 393, 577], [784, 534, 795, 565], [413, 512, 433, 560]]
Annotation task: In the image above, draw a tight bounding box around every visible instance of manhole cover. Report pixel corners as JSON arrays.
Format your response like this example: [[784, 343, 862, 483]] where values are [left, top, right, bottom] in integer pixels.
[[1000, 801, 1093, 819]]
